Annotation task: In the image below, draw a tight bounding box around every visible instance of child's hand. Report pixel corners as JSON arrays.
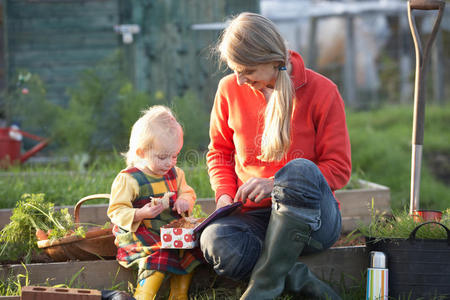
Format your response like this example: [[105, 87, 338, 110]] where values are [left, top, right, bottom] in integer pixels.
[[173, 198, 190, 215], [135, 203, 165, 222]]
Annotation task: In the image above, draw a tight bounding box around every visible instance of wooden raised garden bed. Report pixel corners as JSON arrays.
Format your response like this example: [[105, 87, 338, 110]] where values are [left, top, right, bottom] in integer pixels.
[[0, 246, 367, 294], [0, 180, 389, 296], [0, 179, 390, 233]]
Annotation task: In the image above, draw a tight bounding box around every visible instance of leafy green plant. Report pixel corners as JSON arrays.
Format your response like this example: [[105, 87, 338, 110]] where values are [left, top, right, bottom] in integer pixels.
[[0, 193, 86, 262], [192, 204, 209, 219], [2, 70, 60, 139], [357, 206, 450, 240], [0, 263, 30, 296], [171, 90, 211, 153], [52, 52, 126, 155], [114, 84, 165, 150]]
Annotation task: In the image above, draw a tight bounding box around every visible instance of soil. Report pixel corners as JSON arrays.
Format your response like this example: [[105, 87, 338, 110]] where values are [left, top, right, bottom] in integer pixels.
[[0, 251, 53, 266], [332, 233, 366, 247], [162, 217, 205, 229]]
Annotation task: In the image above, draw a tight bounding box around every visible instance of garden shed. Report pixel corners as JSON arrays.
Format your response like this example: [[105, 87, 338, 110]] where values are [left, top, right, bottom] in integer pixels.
[[0, 0, 258, 108]]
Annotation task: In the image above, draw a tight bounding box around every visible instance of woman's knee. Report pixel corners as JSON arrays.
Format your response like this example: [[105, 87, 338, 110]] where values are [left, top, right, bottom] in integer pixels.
[[277, 158, 321, 183], [199, 222, 228, 258], [272, 159, 326, 210], [200, 221, 262, 280]]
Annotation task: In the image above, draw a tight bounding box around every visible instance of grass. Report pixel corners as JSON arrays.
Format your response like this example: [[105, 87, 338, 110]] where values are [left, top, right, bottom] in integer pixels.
[[1, 104, 449, 211], [357, 207, 450, 240], [0, 153, 215, 209], [4, 268, 445, 299], [346, 104, 450, 211], [0, 263, 30, 296], [0, 266, 365, 299], [0, 264, 133, 297]]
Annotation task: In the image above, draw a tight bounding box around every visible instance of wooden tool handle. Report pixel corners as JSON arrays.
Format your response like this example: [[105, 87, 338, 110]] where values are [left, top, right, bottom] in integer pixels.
[[74, 194, 110, 225], [409, 0, 444, 10]]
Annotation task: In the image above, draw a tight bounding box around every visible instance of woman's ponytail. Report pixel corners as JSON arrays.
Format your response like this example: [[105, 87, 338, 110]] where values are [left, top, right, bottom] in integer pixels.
[[258, 66, 294, 162]]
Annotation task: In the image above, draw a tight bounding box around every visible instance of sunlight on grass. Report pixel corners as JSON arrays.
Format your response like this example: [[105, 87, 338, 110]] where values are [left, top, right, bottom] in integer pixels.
[[1, 105, 449, 212]]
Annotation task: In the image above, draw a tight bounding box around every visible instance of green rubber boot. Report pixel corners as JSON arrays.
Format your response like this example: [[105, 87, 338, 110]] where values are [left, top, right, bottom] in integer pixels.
[[286, 263, 341, 300], [240, 209, 313, 300], [240, 208, 341, 300]]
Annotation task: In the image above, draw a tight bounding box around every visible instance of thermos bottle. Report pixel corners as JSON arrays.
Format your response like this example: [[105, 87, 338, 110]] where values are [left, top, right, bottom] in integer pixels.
[[366, 251, 388, 300]]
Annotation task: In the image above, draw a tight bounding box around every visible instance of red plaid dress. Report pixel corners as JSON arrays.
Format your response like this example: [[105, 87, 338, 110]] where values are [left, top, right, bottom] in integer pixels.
[[112, 167, 204, 281]]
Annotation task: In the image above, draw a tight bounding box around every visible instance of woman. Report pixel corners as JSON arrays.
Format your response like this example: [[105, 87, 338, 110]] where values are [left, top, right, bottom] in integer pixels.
[[200, 12, 351, 300]]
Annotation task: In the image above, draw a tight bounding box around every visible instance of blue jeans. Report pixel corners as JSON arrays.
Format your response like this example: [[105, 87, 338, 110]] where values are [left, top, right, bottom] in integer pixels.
[[200, 158, 342, 280]]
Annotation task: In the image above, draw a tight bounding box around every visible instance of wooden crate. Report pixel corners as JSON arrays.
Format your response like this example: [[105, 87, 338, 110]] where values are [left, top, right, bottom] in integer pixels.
[[336, 180, 390, 232]]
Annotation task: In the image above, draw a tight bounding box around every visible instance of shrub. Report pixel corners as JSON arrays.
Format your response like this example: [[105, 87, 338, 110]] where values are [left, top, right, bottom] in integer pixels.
[[2, 71, 60, 140], [171, 90, 210, 154]]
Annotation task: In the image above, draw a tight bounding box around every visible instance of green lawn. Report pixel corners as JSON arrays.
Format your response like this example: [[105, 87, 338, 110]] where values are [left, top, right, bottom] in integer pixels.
[[0, 104, 449, 211], [347, 104, 450, 211]]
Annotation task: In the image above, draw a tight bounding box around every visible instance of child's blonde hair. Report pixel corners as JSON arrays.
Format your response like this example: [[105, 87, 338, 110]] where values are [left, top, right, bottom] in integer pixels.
[[217, 12, 294, 162], [124, 105, 182, 167]]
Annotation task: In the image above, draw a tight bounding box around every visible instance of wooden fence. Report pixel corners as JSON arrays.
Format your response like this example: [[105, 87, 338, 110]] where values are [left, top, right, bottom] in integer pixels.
[[1, 0, 258, 106]]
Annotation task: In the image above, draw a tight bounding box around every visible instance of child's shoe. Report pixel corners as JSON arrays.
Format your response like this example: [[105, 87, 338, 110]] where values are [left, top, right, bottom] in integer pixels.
[[168, 273, 193, 300], [134, 271, 165, 300]]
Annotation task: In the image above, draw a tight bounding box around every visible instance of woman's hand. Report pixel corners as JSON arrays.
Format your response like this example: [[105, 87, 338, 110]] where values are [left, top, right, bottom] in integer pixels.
[[134, 203, 165, 222], [173, 198, 190, 215], [216, 194, 233, 210], [234, 177, 274, 203]]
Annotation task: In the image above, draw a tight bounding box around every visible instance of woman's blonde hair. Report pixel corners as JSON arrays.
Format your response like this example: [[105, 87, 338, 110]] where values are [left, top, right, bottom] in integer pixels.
[[124, 105, 182, 167], [217, 12, 294, 162]]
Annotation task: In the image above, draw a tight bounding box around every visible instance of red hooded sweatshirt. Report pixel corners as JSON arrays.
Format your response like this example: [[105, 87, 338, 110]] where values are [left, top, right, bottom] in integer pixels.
[[207, 51, 351, 212]]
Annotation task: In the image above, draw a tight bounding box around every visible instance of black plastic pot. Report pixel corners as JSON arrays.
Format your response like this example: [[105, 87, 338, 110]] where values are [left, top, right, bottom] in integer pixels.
[[365, 222, 450, 299]]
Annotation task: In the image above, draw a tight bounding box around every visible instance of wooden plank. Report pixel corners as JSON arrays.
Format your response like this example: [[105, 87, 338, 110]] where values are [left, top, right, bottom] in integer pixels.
[[337, 188, 390, 217], [11, 48, 116, 65], [4, 0, 121, 107], [6, 1, 117, 18], [7, 16, 118, 32], [336, 180, 390, 217], [0, 179, 390, 232], [3, 0, 260, 110], [343, 15, 356, 106], [2, 0, 10, 96], [0, 199, 382, 234], [0, 246, 367, 291], [0, 3, 6, 92], [10, 33, 118, 51], [196, 198, 216, 215], [15, 65, 107, 82], [21, 286, 101, 300], [0, 260, 135, 291]]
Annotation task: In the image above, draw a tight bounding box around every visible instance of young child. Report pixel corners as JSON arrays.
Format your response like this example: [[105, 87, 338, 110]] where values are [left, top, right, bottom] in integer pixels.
[[107, 105, 203, 300]]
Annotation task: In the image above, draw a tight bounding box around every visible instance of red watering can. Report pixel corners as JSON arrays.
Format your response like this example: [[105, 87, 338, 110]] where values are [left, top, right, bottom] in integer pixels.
[[0, 126, 49, 167]]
